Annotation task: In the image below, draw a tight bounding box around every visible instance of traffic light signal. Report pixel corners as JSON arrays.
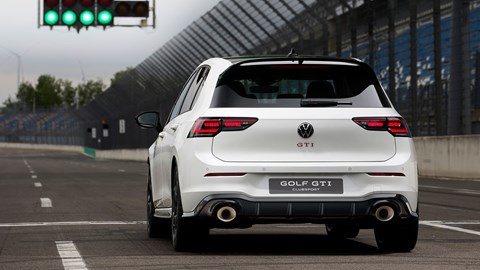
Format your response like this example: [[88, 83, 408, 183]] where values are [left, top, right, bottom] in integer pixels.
[[61, 0, 78, 26], [43, 0, 60, 26], [61, 0, 97, 28], [97, 0, 114, 26], [41, 0, 153, 30], [114, 1, 150, 17], [78, 0, 95, 27]]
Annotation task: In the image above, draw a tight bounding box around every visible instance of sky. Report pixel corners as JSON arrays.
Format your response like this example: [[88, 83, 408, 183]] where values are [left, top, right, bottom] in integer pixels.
[[0, 0, 222, 105]]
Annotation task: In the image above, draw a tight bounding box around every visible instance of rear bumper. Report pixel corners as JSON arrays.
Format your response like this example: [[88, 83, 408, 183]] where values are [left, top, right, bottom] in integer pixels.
[[191, 193, 418, 228], [177, 137, 418, 214]]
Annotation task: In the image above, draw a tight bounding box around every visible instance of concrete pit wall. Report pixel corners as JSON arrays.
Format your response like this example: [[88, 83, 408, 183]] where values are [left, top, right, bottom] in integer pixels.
[[414, 136, 480, 179], [0, 143, 147, 162]]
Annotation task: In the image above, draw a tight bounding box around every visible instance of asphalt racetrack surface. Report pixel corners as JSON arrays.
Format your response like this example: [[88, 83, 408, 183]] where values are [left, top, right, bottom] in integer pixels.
[[0, 148, 479, 269]]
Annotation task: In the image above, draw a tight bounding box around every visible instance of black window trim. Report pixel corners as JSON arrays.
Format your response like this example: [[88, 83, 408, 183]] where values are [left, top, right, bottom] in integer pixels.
[[190, 66, 211, 110], [179, 65, 210, 115], [165, 68, 200, 124]]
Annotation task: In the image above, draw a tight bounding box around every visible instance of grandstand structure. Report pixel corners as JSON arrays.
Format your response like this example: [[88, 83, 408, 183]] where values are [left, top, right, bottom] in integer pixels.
[[0, 110, 82, 145], [2, 0, 480, 149]]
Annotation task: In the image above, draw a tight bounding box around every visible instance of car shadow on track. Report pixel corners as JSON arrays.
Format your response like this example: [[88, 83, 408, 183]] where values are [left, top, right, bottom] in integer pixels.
[[191, 233, 380, 255]]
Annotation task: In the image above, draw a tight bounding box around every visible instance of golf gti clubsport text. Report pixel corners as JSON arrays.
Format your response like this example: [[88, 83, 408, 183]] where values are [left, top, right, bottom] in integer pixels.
[[136, 56, 419, 252]]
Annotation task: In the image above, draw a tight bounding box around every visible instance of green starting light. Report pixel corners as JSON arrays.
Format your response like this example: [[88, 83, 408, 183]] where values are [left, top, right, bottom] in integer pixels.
[[97, 10, 113, 25], [44, 10, 59, 25], [80, 10, 95, 26], [62, 10, 77, 26]]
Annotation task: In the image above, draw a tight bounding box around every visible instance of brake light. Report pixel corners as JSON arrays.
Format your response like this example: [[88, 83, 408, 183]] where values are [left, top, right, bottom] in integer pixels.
[[353, 117, 411, 137], [189, 119, 221, 137], [387, 118, 410, 135], [188, 118, 258, 138]]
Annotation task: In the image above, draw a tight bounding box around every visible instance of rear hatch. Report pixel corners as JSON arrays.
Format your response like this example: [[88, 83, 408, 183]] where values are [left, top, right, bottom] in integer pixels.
[[206, 108, 397, 162], [199, 59, 408, 163]]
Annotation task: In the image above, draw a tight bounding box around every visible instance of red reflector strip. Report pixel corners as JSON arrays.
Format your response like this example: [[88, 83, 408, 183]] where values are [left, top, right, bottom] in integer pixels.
[[204, 173, 246, 177], [367, 173, 406, 177]]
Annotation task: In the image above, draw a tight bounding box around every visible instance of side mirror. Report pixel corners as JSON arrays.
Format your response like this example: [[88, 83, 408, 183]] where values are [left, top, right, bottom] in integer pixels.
[[135, 111, 163, 132]]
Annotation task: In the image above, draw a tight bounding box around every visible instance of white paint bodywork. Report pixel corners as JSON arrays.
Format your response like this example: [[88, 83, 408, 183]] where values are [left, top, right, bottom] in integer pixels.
[[147, 58, 418, 217]]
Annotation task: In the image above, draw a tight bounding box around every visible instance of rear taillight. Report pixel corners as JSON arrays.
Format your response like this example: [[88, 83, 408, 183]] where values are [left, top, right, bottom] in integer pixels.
[[188, 118, 258, 138], [353, 117, 411, 137], [189, 118, 222, 137]]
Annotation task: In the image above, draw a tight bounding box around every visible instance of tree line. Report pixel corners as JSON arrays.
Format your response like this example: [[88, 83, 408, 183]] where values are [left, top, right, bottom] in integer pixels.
[[2, 67, 133, 111]]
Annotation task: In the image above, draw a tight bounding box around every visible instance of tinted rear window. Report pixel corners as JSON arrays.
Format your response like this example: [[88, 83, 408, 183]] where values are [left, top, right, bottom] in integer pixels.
[[210, 63, 390, 108]]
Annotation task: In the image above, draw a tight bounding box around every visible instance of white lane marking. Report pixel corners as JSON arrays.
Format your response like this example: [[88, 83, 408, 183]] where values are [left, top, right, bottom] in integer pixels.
[[0, 221, 146, 227], [419, 185, 480, 196], [55, 241, 87, 270], [23, 158, 34, 173], [420, 221, 480, 236], [118, 169, 126, 172], [0, 220, 477, 236], [41, 198, 52, 208], [441, 221, 480, 225], [32, 175, 38, 179], [34, 182, 43, 188]]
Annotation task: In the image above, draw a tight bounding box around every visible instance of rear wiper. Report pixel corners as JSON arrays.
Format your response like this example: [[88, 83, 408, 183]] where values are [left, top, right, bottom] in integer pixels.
[[300, 99, 353, 107]]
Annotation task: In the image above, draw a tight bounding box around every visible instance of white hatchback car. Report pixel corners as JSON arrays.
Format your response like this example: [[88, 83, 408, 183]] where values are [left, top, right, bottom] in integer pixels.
[[136, 56, 419, 252]]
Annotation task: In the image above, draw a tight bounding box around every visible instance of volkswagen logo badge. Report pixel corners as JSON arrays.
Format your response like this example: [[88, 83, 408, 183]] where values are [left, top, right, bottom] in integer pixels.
[[298, 122, 314, 138]]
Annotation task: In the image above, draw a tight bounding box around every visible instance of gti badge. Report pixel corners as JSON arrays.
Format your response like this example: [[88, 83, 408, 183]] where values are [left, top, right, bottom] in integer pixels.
[[298, 122, 314, 139]]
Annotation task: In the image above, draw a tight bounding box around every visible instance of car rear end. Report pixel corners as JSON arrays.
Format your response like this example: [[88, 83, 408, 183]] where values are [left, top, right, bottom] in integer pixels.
[[178, 57, 418, 251]]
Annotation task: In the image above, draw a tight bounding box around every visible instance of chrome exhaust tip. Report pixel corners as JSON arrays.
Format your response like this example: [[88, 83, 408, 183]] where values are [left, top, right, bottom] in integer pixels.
[[216, 206, 237, 223], [375, 205, 395, 222]]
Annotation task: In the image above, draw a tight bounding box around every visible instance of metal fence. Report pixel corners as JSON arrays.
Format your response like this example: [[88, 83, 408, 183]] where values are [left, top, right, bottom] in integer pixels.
[[3, 0, 480, 148]]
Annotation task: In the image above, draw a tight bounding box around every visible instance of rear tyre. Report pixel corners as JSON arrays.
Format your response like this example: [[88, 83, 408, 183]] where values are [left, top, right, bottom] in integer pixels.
[[147, 173, 170, 238], [374, 219, 418, 252], [325, 223, 360, 238], [171, 166, 209, 251]]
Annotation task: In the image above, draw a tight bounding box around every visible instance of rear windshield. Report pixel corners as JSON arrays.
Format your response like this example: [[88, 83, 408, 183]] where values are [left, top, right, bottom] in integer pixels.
[[210, 63, 390, 108]]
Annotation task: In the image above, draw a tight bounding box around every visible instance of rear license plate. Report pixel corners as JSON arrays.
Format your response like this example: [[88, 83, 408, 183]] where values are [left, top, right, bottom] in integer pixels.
[[269, 179, 343, 194]]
